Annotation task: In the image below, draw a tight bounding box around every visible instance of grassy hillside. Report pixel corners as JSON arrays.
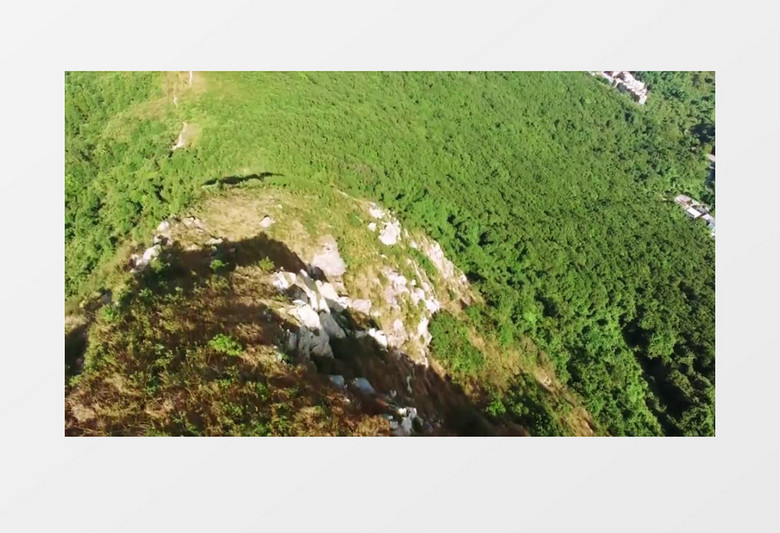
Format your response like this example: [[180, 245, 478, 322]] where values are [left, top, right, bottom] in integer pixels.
[[65, 71, 715, 435]]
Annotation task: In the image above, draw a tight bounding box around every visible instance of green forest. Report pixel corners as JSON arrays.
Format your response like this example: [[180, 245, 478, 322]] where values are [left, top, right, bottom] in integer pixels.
[[65, 71, 715, 436]]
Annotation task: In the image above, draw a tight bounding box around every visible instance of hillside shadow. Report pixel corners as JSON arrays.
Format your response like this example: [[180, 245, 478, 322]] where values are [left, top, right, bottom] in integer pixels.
[[76, 230, 517, 436], [202, 172, 283, 187], [65, 322, 89, 381]]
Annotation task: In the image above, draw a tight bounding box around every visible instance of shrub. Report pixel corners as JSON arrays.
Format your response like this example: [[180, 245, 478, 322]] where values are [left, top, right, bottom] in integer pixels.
[[257, 256, 275, 273], [429, 311, 485, 377], [208, 333, 243, 356], [209, 258, 227, 273]]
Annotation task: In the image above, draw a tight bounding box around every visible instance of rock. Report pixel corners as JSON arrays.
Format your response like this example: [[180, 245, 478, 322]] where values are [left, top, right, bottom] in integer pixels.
[[132, 244, 162, 271], [205, 237, 223, 246], [368, 205, 385, 219], [315, 280, 341, 303], [424, 296, 441, 314], [388, 318, 408, 347], [182, 216, 207, 230], [379, 220, 402, 246], [289, 327, 332, 359], [350, 299, 372, 315], [291, 302, 322, 330], [310, 236, 346, 278], [260, 215, 275, 228], [320, 311, 346, 339], [328, 375, 345, 388], [351, 377, 376, 396], [411, 287, 426, 306], [417, 316, 432, 345], [366, 328, 388, 349], [272, 271, 296, 291], [152, 234, 167, 245], [383, 269, 409, 309], [368, 222, 377, 232], [156, 220, 171, 234], [287, 270, 329, 313]]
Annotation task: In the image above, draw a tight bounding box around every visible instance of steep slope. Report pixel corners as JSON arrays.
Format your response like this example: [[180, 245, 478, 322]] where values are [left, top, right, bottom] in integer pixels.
[[66, 184, 595, 436]]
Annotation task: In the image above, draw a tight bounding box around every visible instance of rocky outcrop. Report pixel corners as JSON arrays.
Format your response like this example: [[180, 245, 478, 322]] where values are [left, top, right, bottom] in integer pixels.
[[129, 244, 162, 273], [310, 236, 347, 278], [367, 202, 403, 246], [117, 193, 481, 436], [379, 220, 402, 246]]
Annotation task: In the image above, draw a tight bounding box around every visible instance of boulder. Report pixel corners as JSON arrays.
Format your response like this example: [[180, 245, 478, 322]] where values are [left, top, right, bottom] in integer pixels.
[[288, 327, 332, 359], [310, 236, 346, 278], [156, 220, 171, 234], [368, 205, 385, 219], [272, 271, 297, 291], [293, 270, 329, 313], [351, 377, 376, 396], [350, 299, 372, 315], [367, 328, 388, 349], [260, 215, 275, 228], [132, 244, 162, 271], [320, 311, 346, 339], [291, 302, 322, 330], [388, 318, 408, 347], [328, 375, 346, 388], [417, 316, 432, 346], [379, 220, 402, 246]]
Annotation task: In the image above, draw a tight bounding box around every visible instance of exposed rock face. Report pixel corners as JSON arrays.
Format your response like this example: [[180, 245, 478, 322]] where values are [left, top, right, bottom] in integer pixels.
[[119, 196, 479, 436], [383, 268, 409, 310], [367, 202, 403, 246], [310, 236, 347, 278], [272, 271, 296, 291], [287, 324, 332, 358], [368, 205, 385, 219], [156, 220, 171, 234], [350, 299, 372, 315], [130, 244, 162, 272], [379, 220, 402, 246], [319, 311, 346, 339], [388, 318, 408, 348], [417, 316, 431, 345]]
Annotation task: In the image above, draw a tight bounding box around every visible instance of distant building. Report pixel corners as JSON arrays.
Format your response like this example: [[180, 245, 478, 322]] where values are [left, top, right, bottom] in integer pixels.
[[590, 71, 649, 104], [675, 194, 693, 207], [686, 206, 704, 219], [674, 194, 715, 238]]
